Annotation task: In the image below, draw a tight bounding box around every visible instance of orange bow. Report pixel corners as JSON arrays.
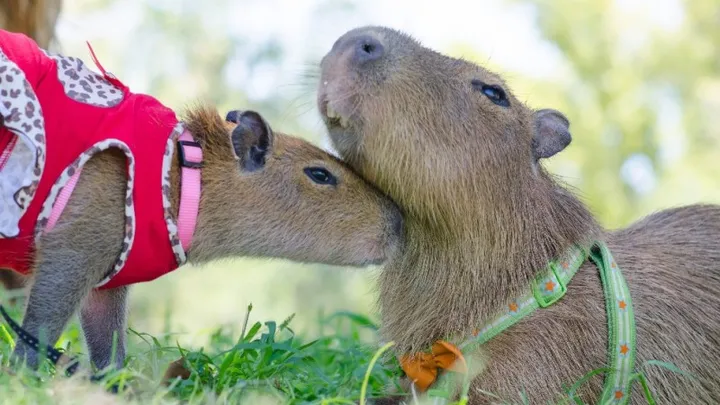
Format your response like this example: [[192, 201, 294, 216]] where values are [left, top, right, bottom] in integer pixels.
[[399, 340, 468, 391]]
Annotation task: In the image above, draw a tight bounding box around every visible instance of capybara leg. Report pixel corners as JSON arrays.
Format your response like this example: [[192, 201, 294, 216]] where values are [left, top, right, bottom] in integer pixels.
[[80, 286, 128, 370], [12, 250, 97, 369]]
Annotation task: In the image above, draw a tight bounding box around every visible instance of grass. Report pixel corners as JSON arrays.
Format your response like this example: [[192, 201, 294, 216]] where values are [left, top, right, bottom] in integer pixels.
[[0, 293, 692, 405], [0, 301, 408, 405]]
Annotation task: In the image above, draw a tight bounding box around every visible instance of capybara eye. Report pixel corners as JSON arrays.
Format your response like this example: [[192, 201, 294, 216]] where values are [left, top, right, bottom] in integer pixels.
[[471, 79, 510, 108], [304, 167, 338, 186]]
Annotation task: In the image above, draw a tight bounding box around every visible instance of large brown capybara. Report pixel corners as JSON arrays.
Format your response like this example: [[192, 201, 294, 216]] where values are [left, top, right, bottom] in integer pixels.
[[318, 26, 720, 404]]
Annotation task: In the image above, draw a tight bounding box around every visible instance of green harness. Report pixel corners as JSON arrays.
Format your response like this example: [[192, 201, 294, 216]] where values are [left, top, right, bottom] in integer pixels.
[[427, 241, 639, 404]]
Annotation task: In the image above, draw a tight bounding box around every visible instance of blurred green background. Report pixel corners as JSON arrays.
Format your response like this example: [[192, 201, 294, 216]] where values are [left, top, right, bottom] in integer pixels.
[[9, 0, 720, 347]]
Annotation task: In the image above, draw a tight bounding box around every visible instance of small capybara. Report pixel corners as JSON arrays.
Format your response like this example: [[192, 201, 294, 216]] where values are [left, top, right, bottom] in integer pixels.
[[318, 26, 720, 404], [0, 29, 402, 372]]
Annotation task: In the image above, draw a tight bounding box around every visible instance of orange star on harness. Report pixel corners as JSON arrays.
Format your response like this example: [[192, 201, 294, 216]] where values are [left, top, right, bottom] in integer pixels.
[[399, 340, 468, 391]]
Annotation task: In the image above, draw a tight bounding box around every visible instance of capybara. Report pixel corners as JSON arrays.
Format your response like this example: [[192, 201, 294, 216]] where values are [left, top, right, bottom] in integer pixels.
[[318, 26, 720, 404], [0, 29, 402, 373]]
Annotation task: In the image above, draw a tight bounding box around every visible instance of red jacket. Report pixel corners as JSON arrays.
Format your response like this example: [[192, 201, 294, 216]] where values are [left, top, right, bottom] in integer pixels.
[[0, 29, 187, 289]]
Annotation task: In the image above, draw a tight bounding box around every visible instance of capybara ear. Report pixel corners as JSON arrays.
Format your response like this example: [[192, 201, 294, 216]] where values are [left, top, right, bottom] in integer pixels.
[[532, 109, 572, 160], [229, 110, 274, 172], [225, 110, 240, 123], [223, 110, 240, 132]]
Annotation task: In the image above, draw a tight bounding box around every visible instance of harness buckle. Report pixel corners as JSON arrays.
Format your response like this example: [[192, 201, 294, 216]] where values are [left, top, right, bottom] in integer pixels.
[[532, 262, 567, 308], [177, 140, 203, 169]]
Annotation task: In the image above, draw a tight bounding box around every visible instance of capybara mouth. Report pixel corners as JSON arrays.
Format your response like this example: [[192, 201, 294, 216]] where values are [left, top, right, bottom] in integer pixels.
[[318, 93, 363, 157], [318, 91, 353, 131]]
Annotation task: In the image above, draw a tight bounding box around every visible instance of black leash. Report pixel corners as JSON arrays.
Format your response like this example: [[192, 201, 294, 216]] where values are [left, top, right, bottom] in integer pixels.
[[0, 304, 82, 377], [0, 305, 116, 386]]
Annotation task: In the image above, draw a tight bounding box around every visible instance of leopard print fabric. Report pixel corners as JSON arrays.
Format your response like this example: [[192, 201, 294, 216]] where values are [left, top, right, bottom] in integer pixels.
[[44, 50, 124, 108], [0, 48, 45, 238], [162, 123, 188, 266]]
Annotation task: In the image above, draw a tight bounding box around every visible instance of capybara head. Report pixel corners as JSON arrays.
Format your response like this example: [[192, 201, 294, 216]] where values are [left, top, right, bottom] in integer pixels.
[[317, 27, 599, 350], [318, 26, 575, 233], [182, 106, 403, 267]]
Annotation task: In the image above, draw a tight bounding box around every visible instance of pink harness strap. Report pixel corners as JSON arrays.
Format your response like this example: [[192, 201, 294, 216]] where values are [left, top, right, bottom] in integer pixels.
[[176, 130, 203, 251], [45, 166, 83, 232]]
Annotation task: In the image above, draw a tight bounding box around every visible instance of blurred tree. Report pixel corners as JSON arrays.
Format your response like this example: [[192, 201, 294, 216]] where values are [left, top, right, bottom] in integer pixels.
[[456, 0, 720, 228], [0, 0, 62, 48]]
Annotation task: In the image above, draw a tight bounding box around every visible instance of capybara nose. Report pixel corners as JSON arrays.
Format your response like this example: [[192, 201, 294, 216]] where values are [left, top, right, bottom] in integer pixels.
[[349, 34, 384, 66]]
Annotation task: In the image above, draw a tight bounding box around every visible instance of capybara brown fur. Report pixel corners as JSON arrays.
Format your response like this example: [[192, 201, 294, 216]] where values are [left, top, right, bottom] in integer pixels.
[[318, 26, 720, 404], [2, 104, 402, 372]]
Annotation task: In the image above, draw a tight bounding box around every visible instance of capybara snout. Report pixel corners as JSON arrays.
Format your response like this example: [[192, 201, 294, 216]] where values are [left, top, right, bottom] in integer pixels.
[[324, 26, 391, 71]]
